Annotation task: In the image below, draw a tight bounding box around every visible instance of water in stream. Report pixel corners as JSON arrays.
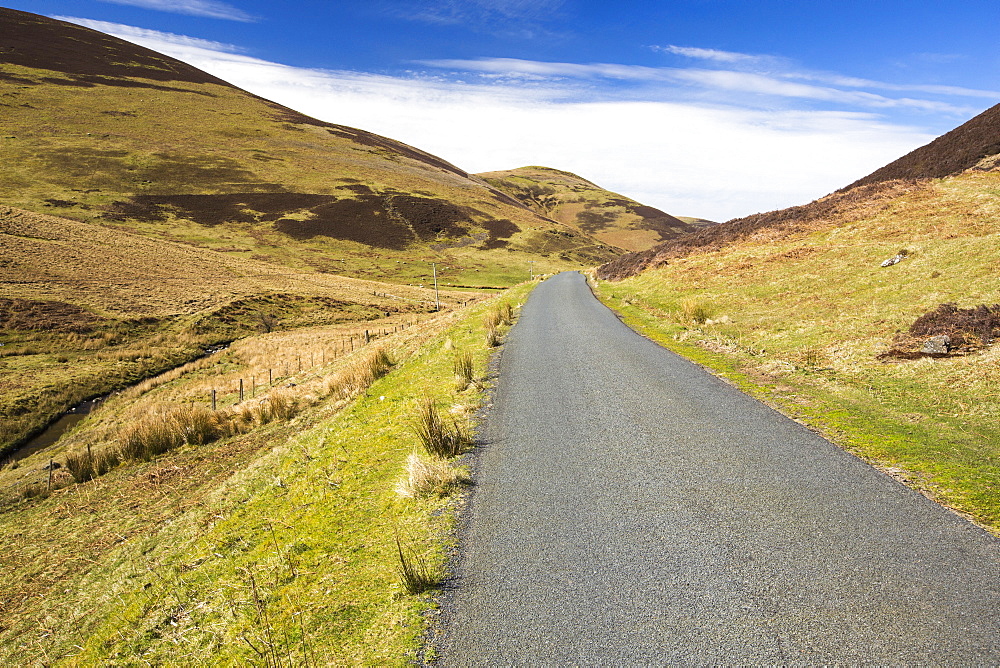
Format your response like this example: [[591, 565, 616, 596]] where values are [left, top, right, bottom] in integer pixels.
[[4, 344, 229, 466], [8, 396, 104, 464]]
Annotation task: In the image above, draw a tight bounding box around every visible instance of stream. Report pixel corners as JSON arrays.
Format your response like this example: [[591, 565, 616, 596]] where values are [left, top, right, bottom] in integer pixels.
[[3, 344, 229, 465]]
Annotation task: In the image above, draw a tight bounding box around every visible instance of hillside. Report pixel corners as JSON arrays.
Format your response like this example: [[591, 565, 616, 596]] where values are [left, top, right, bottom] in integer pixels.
[[590, 101, 1000, 533], [0, 9, 618, 287], [478, 166, 695, 252], [0, 204, 468, 456], [597, 102, 1000, 281]]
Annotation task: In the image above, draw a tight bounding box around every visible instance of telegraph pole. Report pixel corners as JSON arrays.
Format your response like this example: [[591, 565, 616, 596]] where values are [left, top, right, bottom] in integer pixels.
[[528, 261, 536, 281]]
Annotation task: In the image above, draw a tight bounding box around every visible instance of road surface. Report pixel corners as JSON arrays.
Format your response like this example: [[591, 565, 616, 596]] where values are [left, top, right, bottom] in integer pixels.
[[436, 271, 1000, 664]]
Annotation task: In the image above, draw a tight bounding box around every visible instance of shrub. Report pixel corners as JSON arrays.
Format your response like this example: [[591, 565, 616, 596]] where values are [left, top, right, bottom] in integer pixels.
[[910, 303, 1000, 347]]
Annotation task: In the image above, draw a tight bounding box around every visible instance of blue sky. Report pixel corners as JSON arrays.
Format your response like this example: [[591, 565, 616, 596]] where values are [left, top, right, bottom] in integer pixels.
[[8, 0, 1000, 220]]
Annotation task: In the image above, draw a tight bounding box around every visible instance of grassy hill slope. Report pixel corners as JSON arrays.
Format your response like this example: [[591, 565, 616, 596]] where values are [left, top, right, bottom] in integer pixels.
[[478, 166, 695, 252], [0, 9, 618, 286], [594, 102, 1000, 533], [0, 205, 466, 456]]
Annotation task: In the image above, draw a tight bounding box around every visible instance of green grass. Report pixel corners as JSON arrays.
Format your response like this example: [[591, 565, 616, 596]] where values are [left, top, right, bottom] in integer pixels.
[[591, 170, 1000, 534], [0, 282, 535, 664]]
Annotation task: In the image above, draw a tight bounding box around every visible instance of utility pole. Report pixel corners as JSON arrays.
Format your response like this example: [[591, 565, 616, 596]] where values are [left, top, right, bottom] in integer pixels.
[[432, 262, 440, 311], [528, 261, 536, 281]]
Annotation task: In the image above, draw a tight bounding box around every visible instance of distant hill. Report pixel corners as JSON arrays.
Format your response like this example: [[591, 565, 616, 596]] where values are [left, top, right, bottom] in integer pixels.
[[478, 166, 696, 252], [676, 216, 718, 229], [0, 9, 618, 287], [598, 102, 1000, 280]]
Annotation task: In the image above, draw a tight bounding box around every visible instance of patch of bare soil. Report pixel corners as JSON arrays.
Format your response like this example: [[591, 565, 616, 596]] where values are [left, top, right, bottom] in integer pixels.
[[879, 303, 1000, 360]]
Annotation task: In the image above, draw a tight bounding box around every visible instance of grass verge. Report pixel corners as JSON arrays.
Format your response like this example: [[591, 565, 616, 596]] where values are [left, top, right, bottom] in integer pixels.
[[0, 283, 535, 664]]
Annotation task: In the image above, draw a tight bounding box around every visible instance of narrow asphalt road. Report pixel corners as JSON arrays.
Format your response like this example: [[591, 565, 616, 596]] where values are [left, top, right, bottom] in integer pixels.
[[436, 271, 1000, 665]]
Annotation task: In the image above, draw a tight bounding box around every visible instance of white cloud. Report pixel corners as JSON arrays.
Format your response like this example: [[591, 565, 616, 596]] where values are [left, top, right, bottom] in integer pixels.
[[54, 16, 246, 52], [420, 57, 985, 114], [53, 17, 944, 221], [653, 45, 765, 65], [96, 0, 256, 22]]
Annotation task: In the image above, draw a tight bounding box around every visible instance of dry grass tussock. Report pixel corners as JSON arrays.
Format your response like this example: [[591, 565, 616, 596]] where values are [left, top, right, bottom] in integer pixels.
[[453, 350, 475, 390], [395, 535, 438, 595], [483, 301, 516, 347], [414, 397, 471, 458], [395, 452, 468, 498], [679, 297, 713, 324]]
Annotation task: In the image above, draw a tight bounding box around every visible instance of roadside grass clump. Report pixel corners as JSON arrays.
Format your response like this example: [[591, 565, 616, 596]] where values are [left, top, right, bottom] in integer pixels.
[[679, 297, 713, 324], [498, 302, 515, 326], [414, 397, 472, 458], [453, 350, 475, 390], [484, 325, 501, 348], [396, 536, 438, 595], [483, 302, 517, 348], [324, 347, 394, 400], [395, 452, 468, 498]]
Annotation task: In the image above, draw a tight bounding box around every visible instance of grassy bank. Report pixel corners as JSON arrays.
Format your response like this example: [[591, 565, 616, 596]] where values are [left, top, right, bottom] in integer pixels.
[[591, 171, 1000, 534], [0, 282, 534, 664]]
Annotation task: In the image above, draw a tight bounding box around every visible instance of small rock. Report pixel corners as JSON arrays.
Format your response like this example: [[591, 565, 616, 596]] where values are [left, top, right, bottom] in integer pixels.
[[920, 335, 951, 354], [42, 461, 61, 471], [881, 253, 907, 267]]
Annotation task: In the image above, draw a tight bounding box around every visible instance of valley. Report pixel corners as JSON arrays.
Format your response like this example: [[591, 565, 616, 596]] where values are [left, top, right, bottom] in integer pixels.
[[1, 4, 999, 665]]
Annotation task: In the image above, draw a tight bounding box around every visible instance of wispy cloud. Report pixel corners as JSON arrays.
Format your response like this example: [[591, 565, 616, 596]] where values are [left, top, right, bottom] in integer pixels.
[[53, 16, 247, 52], [52, 17, 947, 221], [421, 56, 994, 114], [380, 0, 564, 36], [96, 0, 256, 22], [653, 45, 766, 65], [659, 45, 1000, 104]]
